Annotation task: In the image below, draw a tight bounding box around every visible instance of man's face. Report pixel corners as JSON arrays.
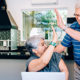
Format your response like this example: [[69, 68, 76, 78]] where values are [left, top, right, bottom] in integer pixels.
[[75, 8, 80, 25]]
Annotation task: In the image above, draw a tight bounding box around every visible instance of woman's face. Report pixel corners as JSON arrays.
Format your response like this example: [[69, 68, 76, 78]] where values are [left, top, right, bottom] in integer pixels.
[[37, 39, 47, 56]]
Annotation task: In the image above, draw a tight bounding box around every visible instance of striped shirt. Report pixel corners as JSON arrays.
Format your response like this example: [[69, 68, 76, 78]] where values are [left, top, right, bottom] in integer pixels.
[[61, 21, 80, 66]]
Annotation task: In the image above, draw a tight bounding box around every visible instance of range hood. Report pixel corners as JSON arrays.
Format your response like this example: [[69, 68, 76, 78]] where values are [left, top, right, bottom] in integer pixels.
[[0, 0, 17, 30], [0, 10, 11, 26]]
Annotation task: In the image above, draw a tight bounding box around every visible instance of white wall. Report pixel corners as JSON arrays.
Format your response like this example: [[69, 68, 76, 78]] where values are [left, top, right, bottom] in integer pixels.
[[0, 59, 26, 80], [5, 0, 78, 39]]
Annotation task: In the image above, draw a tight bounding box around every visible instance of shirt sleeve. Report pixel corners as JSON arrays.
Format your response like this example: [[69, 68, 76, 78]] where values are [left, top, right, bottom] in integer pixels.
[[61, 34, 72, 47], [26, 56, 36, 71], [52, 52, 62, 66]]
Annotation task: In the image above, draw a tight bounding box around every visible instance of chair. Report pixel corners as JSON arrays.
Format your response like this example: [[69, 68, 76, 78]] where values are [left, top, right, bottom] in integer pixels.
[[21, 72, 65, 80]]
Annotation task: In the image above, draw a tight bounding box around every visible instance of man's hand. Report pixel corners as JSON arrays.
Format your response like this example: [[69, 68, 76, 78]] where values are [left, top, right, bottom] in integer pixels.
[[54, 8, 65, 30]]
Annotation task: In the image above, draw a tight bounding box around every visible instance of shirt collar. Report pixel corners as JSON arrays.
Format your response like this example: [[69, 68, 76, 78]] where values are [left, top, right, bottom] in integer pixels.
[[76, 22, 80, 28]]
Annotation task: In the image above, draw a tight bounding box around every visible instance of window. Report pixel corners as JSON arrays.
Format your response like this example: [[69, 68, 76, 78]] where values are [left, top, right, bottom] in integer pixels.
[[22, 8, 67, 41]]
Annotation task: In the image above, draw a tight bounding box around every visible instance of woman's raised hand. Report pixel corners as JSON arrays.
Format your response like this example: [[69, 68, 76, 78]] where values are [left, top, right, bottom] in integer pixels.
[[51, 26, 57, 43]]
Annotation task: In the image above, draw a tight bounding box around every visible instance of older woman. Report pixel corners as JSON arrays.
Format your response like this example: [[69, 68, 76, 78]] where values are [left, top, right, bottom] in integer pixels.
[[25, 27, 69, 80]]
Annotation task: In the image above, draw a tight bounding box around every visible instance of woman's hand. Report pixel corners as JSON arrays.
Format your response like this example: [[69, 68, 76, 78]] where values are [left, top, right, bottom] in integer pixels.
[[51, 26, 57, 43], [54, 8, 65, 30]]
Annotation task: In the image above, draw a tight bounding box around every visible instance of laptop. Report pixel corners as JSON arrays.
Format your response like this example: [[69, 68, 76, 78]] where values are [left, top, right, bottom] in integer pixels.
[[21, 72, 65, 80]]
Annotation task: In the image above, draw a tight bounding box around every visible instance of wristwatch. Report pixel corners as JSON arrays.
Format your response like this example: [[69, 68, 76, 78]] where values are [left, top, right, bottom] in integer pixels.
[[63, 26, 69, 31], [49, 41, 56, 46]]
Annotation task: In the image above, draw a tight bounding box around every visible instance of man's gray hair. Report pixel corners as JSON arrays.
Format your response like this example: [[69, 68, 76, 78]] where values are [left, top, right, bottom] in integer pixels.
[[25, 35, 44, 55], [75, 0, 80, 9]]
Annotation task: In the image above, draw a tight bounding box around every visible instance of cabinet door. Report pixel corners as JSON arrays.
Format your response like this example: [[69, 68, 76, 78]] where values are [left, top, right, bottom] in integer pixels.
[[11, 29, 17, 50]]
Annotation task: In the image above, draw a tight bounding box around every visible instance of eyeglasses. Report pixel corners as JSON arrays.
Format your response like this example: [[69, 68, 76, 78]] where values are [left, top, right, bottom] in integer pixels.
[[74, 13, 80, 17]]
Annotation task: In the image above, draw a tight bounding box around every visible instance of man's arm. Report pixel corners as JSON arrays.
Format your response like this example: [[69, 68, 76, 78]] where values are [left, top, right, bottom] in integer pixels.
[[65, 28, 80, 41], [54, 44, 66, 53], [59, 59, 69, 80], [55, 8, 80, 41]]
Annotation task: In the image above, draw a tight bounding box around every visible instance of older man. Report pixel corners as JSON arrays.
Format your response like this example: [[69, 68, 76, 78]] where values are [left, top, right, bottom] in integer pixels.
[[25, 27, 69, 80], [54, 1, 80, 80]]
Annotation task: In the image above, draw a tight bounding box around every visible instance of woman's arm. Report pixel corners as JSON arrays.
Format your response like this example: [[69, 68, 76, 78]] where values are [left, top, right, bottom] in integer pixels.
[[54, 44, 66, 53], [28, 27, 57, 72], [59, 59, 69, 80]]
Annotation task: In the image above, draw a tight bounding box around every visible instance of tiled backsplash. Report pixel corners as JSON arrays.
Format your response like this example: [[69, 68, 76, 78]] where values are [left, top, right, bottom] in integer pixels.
[[0, 30, 10, 40], [0, 30, 10, 46], [0, 29, 21, 51]]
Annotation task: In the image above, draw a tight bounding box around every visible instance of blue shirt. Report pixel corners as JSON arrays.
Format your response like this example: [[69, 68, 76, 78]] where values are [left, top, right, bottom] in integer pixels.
[[61, 21, 80, 66], [26, 52, 62, 72]]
